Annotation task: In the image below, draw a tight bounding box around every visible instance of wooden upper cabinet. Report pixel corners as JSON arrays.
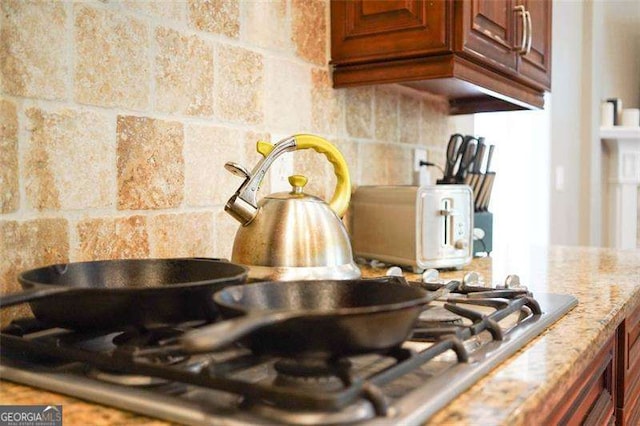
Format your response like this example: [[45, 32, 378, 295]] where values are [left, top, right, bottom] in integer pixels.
[[330, 0, 552, 114], [459, 0, 551, 89], [330, 1, 450, 65], [517, 0, 552, 90], [460, 0, 518, 73]]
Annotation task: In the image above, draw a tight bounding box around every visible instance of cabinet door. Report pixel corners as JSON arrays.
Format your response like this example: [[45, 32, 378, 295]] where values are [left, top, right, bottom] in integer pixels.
[[517, 0, 552, 90], [617, 304, 640, 425], [545, 336, 616, 425], [330, 0, 450, 65], [459, 0, 518, 73]]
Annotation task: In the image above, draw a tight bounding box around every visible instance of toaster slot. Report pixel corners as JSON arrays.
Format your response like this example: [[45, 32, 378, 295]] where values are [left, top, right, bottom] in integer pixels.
[[441, 198, 453, 247]]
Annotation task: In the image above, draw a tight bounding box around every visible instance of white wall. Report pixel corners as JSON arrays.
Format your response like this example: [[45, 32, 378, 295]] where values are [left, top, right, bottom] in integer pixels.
[[474, 108, 551, 250], [601, 1, 640, 109], [549, 0, 585, 245], [550, 0, 640, 247]]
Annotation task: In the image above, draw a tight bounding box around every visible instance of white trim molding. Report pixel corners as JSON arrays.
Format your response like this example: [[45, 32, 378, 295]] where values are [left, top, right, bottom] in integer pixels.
[[601, 127, 640, 249]]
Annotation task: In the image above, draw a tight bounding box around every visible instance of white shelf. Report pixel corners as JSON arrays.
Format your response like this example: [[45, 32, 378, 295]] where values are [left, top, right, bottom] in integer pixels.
[[600, 126, 640, 140]]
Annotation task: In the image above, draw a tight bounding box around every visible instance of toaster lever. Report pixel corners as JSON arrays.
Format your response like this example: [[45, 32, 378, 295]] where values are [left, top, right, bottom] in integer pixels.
[[439, 208, 459, 216]]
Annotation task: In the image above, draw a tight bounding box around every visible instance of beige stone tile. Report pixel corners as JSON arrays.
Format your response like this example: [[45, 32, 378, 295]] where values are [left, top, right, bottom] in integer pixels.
[[185, 128, 271, 208], [292, 149, 335, 201], [184, 124, 245, 206], [374, 87, 399, 143], [292, 137, 359, 202], [75, 215, 149, 261], [333, 139, 359, 188], [0, 99, 19, 212], [155, 27, 214, 116], [345, 87, 373, 139], [421, 98, 449, 147], [122, 0, 186, 22], [215, 45, 263, 124], [188, 0, 239, 38], [427, 148, 447, 182], [359, 142, 387, 185], [24, 107, 115, 210], [264, 57, 310, 131], [149, 212, 214, 258], [117, 116, 184, 210], [311, 69, 342, 136], [386, 145, 412, 184], [244, 131, 272, 196], [0, 219, 69, 326], [0, 0, 67, 99], [291, 0, 327, 65], [74, 5, 149, 109], [399, 94, 421, 144], [242, 0, 289, 51], [214, 209, 239, 260]]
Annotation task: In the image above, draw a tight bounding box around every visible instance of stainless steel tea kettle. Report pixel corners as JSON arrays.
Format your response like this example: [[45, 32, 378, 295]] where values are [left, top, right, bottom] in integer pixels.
[[224, 134, 360, 281]]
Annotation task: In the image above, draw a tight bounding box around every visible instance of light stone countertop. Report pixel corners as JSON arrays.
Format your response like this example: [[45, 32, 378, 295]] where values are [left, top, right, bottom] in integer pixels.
[[1, 245, 639, 425]]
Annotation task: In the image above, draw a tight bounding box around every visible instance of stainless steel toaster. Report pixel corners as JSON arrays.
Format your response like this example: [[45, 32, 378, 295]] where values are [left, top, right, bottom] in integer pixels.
[[350, 185, 473, 271]]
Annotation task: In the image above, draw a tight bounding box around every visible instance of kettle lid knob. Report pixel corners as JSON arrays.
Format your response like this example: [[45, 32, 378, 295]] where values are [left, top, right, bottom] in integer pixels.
[[288, 175, 308, 194]]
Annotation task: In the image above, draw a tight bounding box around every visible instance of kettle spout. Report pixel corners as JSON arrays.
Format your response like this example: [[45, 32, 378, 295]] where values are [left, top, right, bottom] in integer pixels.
[[225, 195, 258, 225]]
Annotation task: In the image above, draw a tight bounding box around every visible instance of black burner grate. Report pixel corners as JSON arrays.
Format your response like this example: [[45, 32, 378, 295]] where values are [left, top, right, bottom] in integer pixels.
[[0, 281, 543, 418]]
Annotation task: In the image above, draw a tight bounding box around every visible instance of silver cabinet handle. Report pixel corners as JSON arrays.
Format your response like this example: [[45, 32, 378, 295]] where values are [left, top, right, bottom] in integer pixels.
[[513, 5, 527, 54], [524, 10, 532, 55]]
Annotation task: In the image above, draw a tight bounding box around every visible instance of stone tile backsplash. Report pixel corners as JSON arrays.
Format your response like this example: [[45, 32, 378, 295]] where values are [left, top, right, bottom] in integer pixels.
[[0, 0, 450, 324], [0, 99, 18, 213], [116, 115, 184, 210], [25, 106, 115, 211], [74, 4, 151, 109], [0, 0, 68, 100]]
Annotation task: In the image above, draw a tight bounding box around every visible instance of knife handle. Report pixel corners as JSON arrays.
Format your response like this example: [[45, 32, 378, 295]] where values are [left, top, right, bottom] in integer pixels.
[[472, 143, 485, 174], [475, 173, 491, 211], [485, 145, 495, 173], [482, 172, 496, 211]]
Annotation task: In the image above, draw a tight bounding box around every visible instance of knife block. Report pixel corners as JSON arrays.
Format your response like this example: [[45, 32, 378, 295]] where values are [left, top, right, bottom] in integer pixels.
[[473, 211, 493, 256]]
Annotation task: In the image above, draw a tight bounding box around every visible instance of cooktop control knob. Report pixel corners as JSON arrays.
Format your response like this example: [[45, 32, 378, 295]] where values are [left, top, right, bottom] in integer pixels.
[[454, 239, 467, 250]]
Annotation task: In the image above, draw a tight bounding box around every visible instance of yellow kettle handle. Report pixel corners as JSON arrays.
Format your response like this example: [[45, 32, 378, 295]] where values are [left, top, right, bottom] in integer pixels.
[[294, 134, 351, 218], [257, 134, 351, 218]]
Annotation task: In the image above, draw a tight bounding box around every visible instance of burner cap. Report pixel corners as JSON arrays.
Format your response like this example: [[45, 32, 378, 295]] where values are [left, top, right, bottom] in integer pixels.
[[86, 359, 206, 387], [273, 358, 352, 392], [247, 399, 376, 425]]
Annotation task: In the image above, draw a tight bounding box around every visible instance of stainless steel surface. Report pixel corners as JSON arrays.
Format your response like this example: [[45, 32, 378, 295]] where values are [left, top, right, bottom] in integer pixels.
[[0, 293, 578, 426], [231, 183, 359, 281], [225, 136, 297, 226], [224, 162, 251, 179], [224, 135, 360, 281], [351, 185, 473, 271]]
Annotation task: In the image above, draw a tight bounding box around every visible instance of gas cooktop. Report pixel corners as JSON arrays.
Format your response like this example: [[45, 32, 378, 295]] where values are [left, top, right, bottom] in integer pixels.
[[0, 275, 577, 425]]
